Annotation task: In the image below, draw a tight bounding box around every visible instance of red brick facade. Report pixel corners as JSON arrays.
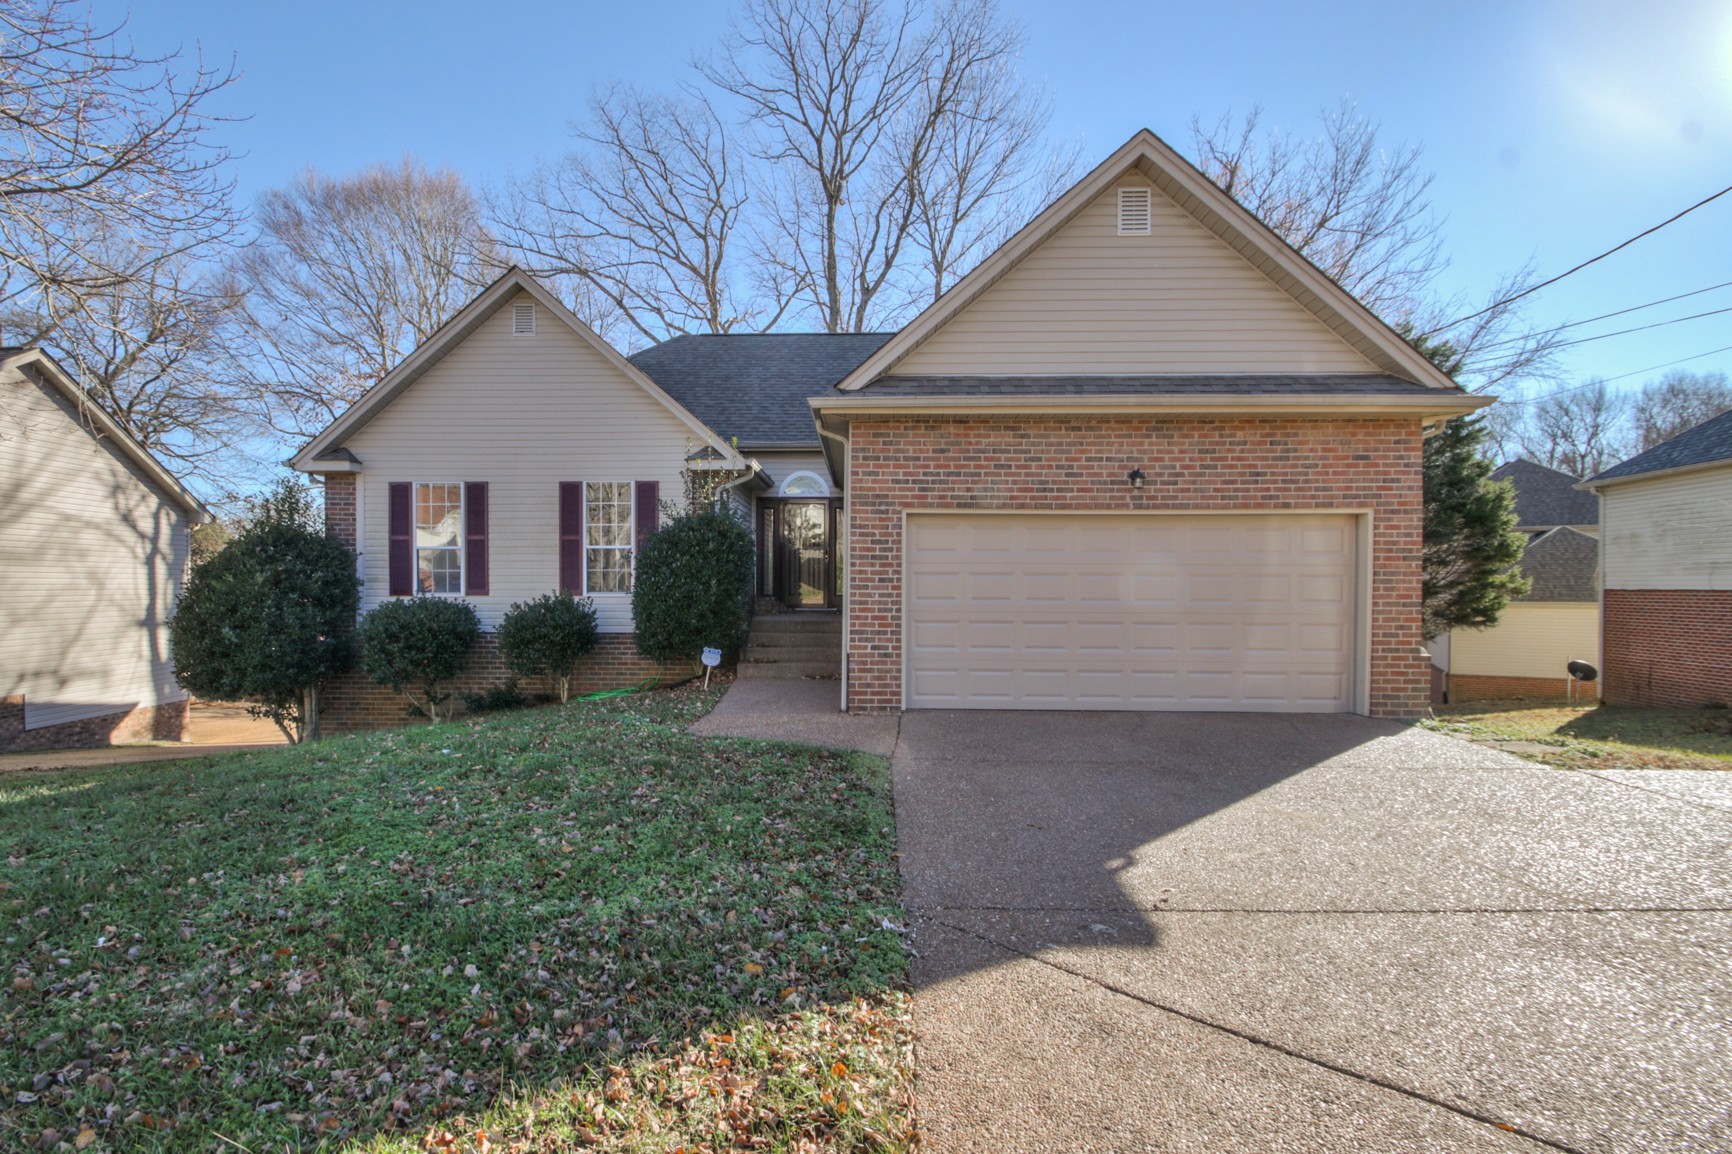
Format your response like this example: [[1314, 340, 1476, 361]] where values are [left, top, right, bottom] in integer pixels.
[[0, 695, 189, 753], [843, 414, 1430, 717], [319, 633, 674, 732], [1448, 674, 1586, 703], [1602, 589, 1732, 708], [323, 473, 358, 548]]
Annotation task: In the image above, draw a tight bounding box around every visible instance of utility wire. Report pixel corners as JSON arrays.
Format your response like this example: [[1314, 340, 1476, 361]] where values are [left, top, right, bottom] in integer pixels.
[[1536, 303, 1732, 352], [1538, 277, 1732, 335], [1496, 341, 1732, 405], [1419, 182, 1732, 337], [1463, 296, 1732, 362]]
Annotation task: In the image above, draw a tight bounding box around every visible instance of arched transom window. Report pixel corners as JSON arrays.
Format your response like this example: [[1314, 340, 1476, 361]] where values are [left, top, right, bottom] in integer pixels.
[[779, 471, 829, 497]]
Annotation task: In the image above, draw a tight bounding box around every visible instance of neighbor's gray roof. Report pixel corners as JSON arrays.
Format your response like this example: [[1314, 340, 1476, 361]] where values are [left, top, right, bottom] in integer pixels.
[[1515, 527, 1599, 602], [1490, 459, 1598, 528], [860, 373, 1448, 397], [1588, 408, 1732, 484], [629, 333, 894, 446]]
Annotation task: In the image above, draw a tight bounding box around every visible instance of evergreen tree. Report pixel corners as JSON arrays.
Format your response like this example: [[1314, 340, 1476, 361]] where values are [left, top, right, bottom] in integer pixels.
[[171, 480, 360, 741], [1408, 332, 1531, 639]]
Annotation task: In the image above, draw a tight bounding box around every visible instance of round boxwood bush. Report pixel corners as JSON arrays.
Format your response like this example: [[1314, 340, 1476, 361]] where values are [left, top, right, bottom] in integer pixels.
[[497, 591, 599, 703], [632, 506, 754, 665], [356, 596, 481, 722]]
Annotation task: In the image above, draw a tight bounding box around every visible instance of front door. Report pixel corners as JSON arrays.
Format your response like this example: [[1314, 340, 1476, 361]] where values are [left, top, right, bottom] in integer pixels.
[[761, 499, 843, 609]]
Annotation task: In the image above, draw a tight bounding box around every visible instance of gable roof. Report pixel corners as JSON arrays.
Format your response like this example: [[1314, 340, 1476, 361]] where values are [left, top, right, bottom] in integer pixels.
[[834, 129, 1464, 394], [289, 268, 744, 472], [1490, 459, 1599, 528], [630, 333, 893, 447], [1584, 408, 1732, 487], [1515, 527, 1599, 602], [1, 348, 210, 521]]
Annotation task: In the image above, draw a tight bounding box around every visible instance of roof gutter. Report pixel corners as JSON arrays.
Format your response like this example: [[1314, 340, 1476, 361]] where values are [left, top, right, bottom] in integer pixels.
[[809, 391, 1492, 424], [1576, 456, 1732, 491]]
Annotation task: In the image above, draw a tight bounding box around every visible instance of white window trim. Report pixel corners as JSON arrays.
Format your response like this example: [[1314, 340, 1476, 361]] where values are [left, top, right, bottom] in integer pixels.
[[778, 470, 831, 497], [582, 480, 635, 596], [414, 481, 465, 597]]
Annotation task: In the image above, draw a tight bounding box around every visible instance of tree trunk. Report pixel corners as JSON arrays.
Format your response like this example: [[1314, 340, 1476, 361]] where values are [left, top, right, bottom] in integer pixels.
[[301, 684, 322, 743]]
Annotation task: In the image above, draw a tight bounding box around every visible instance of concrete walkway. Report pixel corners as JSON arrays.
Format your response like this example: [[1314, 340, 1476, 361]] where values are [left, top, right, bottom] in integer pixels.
[[0, 702, 287, 775], [689, 677, 899, 755], [893, 711, 1732, 1154]]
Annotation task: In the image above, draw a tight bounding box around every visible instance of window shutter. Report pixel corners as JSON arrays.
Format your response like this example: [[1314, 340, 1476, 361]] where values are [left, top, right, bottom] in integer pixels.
[[464, 482, 488, 595], [388, 482, 413, 596], [559, 482, 584, 595], [634, 481, 660, 557]]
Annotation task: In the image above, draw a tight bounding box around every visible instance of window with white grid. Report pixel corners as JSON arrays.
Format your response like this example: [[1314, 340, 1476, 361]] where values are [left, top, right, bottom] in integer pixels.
[[585, 481, 634, 593]]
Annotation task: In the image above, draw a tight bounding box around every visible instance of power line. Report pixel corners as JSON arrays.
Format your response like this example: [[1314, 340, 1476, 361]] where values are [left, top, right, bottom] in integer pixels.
[[1544, 278, 1732, 334], [1464, 295, 1732, 362], [1497, 341, 1732, 405], [1420, 182, 1732, 337], [1542, 303, 1732, 351]]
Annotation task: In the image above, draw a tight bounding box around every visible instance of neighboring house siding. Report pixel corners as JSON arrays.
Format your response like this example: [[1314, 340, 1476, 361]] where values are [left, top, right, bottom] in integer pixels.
[[1599, 465, 1732, 590], [1450, 603, 1599, 682], [844, 414, 1430, 717], [343, 292, 701, 632], [0, 365, 190, 731], [895, 176, 1380, 377]]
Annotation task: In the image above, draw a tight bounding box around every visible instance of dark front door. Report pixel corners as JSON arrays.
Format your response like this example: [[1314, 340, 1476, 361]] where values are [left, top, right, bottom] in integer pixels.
[[772, 502, 845, 609]]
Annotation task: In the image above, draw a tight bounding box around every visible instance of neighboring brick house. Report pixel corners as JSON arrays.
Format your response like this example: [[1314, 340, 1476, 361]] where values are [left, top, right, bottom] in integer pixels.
[[292, 130, 1486, 726], [1436, 460, 1601, 703], [1582, 409, 1732, 708], [1, 348, 210, 751]]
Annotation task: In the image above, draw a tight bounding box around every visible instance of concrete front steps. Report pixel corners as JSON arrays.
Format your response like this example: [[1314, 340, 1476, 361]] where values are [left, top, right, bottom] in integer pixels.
[[739, 612, 842, 680]]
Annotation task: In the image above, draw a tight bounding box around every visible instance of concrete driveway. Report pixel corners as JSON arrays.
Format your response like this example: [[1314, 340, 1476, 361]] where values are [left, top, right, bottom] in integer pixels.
[[893, 711, 1732, 1154]]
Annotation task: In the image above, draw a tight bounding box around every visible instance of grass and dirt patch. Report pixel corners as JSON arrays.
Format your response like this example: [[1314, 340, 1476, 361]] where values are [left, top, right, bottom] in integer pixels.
[[0, 683, 912, 1152], [1422, 701, 1732, 771]]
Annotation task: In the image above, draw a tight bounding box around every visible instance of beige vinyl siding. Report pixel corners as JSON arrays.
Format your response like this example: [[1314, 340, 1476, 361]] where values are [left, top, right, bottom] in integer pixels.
[[1600, 464, 1732, 590], [346, 292, 704, 631], [896, 176, 1381, 377], [0, 365, 190, 728], [1450, 603, 1600, 679], [755, 450, 833, 495]]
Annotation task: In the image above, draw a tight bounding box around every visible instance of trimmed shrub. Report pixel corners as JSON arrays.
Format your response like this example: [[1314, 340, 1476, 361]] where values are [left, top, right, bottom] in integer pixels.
[[497, 592, 600, 703], [461, 678, 531, 715], [356, 597, 481, 722], [632, 505, 754, 666], [171, 480, 359, 742]]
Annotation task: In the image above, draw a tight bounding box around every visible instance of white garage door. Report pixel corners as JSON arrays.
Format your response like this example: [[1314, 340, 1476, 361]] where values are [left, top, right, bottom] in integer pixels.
[[905, 513, 1357, 712]]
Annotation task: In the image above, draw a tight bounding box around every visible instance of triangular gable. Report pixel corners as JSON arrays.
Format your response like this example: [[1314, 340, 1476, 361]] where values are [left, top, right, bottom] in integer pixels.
[[290, 268, 743, 471], [1, 348, 210, 521], [836, 130, 1459, 391]]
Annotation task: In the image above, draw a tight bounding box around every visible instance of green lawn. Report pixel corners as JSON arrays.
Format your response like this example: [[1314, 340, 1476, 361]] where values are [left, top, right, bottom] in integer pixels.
[[1421, 702, 1732, 771], [0, 685, 912, 1152]]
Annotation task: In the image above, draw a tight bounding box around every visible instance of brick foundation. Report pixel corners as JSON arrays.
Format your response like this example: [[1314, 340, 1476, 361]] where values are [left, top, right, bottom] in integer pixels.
[[1602, 588, 1732, 708], [1448, 674, 1592, 703], [0, 696, 190, 753], [843, 414, 1431, 718], [319, 633, 676, 732]]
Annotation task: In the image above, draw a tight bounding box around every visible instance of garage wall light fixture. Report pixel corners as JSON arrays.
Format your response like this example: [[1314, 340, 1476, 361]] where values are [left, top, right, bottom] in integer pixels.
[[1127, 468, 1146, 489]]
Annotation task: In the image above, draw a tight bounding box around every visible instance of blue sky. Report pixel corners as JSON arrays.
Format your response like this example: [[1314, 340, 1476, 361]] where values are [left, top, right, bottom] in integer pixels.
[[108, 0, 1732, 396]]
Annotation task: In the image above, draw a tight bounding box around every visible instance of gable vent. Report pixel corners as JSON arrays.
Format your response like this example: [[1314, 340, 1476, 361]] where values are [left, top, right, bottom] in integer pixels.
[[512, 302, 536, 334], [1117, 186, 1152, 236]]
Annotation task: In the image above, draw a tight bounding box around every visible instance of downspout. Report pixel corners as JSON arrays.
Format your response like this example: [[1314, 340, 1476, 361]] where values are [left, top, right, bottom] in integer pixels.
[[817, 420, 852, 713]]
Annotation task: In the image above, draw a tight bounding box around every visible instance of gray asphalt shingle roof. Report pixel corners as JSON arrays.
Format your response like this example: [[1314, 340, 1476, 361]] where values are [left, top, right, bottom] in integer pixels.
[[629, 333, 894, 447], [1515, 527, 1599, 602], [1490, 459, 1599, 529], [1588, 408, 1732, 483]]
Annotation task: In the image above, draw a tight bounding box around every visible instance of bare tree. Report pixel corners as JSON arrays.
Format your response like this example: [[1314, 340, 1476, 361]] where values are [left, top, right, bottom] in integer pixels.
[[223, 159, 506, 441], [0, 0, 239, 324], [1516, 380, 1631, 478], [495, 86, 771, 347], [1192, 103, 1560, 392], [1631, 369, 1732, 449], [705, 0, 1052, 331]]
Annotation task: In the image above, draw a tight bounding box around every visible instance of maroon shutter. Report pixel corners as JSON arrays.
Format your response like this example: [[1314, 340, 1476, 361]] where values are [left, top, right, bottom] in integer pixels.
[[559, 482, 584, 594], [388, 482, 413, 596], [634, 480, 659, 555], [464, 482, 488, 595]]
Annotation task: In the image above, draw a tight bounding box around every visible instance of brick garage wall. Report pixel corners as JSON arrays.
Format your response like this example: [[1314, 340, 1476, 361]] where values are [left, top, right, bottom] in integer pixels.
[[1449, 674, 1590, 703], [323, 473, 357, 548], [0, 696, 189, 753], [1603, 588, 1732, 708], [320, 633, 677, 732], [844, 414, 1430, 718]]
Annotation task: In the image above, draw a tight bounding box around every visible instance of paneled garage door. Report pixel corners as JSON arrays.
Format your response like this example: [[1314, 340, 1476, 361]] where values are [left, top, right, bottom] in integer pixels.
[[905, 513, 1357, 711]]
